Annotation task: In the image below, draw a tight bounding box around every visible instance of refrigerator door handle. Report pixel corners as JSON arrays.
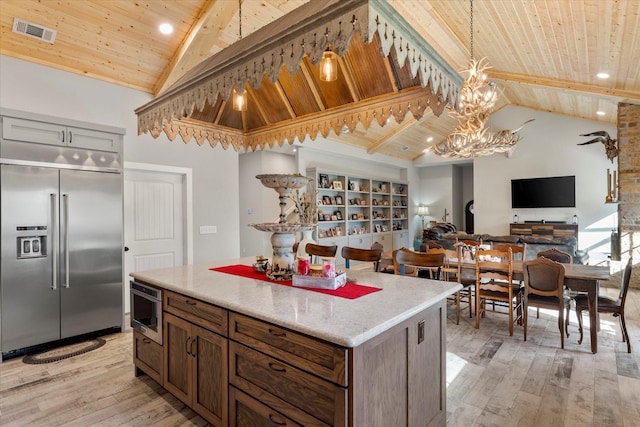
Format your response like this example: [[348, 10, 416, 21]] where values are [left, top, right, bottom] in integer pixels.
[[63, 193, 70, 288], [51, 193, 58, 290]]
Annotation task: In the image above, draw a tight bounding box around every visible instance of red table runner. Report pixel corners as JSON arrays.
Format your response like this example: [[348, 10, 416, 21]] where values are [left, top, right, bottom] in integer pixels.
[[210, 265, 381, 300]]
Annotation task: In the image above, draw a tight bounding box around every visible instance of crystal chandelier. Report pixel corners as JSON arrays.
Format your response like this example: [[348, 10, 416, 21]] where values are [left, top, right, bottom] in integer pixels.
[[433, 0, 528, 158]]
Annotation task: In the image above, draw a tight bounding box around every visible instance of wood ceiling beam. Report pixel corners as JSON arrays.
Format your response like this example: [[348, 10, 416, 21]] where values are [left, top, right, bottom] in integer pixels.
[[274, 81, 297, 119], [382, 57, 399, 93], [491, 70, 640, 103], [155, 1, 238, 95], [366, 116, 418, 154], [300, 61, 327, 111], [248, 86, 271, 125], [336, 55, 361, 102]]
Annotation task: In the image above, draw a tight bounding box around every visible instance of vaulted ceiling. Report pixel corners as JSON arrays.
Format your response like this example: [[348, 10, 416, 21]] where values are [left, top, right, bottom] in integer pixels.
[[1, 0, 638, 163]]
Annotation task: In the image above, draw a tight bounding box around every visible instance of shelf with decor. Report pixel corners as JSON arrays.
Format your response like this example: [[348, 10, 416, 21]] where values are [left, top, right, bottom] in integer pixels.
[[307, 169, 410, 255], [309, 169, 346, 241], [391, 181, 409, 232]]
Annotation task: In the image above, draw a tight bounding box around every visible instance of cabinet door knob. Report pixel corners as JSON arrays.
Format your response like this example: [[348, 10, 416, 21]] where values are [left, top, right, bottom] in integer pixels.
[[268, 414, 287, 426], [268, 362, 286, 372], [268, 328, 286, 337]]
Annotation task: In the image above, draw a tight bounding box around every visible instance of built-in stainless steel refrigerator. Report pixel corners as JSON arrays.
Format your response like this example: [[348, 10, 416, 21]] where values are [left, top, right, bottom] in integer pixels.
[[1, 137, 123, 357]]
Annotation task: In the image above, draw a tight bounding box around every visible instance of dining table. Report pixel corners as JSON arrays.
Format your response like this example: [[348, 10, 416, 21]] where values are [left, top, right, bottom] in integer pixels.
[[511, 261, 610, 353], [382, 250, 610, 353]]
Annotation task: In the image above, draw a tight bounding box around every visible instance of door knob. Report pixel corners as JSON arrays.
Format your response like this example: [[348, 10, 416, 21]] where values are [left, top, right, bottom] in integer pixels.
[[124, 246, 129, 252]]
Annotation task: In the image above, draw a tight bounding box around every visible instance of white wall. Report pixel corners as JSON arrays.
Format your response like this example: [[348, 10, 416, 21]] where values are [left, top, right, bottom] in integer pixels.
[[239, 150, 296, 257], [473, 106, 617, 254], [0, 55, 240, 264]]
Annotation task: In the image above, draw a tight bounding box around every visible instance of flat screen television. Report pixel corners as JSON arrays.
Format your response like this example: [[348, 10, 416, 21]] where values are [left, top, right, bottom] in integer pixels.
[[511, 175, 575, 208]]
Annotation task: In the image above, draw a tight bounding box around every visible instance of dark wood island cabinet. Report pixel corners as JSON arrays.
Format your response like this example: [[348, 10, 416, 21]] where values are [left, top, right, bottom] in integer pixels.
[[132, 262, 459, 426]]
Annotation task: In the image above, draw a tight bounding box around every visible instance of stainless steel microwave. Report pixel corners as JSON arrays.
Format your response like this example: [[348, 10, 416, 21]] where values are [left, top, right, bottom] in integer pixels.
[[130, 281, 162, 345]]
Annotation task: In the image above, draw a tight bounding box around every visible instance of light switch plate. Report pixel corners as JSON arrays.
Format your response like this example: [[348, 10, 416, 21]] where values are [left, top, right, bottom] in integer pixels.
[[199, 225, 217, 234]]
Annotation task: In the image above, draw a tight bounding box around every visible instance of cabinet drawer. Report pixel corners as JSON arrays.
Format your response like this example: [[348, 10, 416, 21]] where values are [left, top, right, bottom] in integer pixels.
[[230, 386, 303, 427], [229, 312, 347, 386], [133, 331, 163, 384], [164, 290, 227, 336], [230, 342, 346, 427]]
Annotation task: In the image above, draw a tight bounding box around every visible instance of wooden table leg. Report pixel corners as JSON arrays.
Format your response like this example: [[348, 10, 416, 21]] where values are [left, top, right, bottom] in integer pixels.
[[475, 281, 481, 329], [587, 280, 599, 354]]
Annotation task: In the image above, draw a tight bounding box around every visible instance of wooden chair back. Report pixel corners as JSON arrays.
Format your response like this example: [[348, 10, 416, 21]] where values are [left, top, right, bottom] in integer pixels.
[[341, 246, 383, 271], [537, 248, 572, 264], [305, 243, 337, 264], [427, 248, 457, 281], [393, 247, 445, 278], [523, 257, 565, 297], [475, 248, 513, 289], [493, 243, 526, 261], [619, 258, 633, 307]]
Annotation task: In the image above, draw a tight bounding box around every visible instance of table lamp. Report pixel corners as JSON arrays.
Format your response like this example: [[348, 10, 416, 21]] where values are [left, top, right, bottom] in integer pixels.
[[417, 205, 430, 231]]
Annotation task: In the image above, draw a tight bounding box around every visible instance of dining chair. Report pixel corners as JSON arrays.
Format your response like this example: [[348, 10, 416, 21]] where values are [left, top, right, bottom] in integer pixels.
[[522, 257, 570, 349], [456, 238, 482, 261], [493, 243, 526, 261], [430, 247, 473, 324], [393, 247, 445, 279], [475, 248, 523, 336], [576, 259, 633, 353], [341, 246, 383, 272], [536, 248, 573, 318], [537, 248, 572, 264], [305, 243, 338, 264]]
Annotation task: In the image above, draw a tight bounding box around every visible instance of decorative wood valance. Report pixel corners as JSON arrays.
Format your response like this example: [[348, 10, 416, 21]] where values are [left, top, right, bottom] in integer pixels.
[[135, 0, 462, 151]]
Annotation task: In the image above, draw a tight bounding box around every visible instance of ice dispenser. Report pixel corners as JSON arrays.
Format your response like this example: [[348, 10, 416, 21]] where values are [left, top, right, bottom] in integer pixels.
[[16, 226, 47, 259]]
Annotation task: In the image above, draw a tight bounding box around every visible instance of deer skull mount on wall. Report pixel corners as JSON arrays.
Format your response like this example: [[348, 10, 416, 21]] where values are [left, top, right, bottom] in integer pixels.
[[577, 131, 618, 163]]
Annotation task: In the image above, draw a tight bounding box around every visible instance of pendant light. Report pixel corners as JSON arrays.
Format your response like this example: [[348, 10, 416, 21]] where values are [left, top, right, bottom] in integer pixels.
[[319, 48, 337, 82], [233, 0, 247, 111]]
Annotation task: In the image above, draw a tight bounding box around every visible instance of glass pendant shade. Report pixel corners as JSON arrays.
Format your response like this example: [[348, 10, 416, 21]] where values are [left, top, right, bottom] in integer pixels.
[[319, 51, 338, 82], [233, 88, 247, 111]]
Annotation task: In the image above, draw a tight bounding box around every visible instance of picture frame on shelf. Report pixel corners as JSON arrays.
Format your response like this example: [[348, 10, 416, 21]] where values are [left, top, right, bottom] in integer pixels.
[[324, 214, 331, 221], [382, 200, 389, 206], [319, 174, 329, 188], [372, 199, 378, 206], [359, 199, 367, 206], [381, 225, 388, 232], [318, 229, 325, 238], [380, 183, 387, 193], [335, 226, 343, 236], [318, 212, 325, 222], [357, 213, 365, 220], [351, 213, 358, 220], [349, 198, 355, 205], [331, 215, 338, 221], [322, 195, 332, 205], [335, 211, 343, 220], [332, 180, 343, 190], [348, 181, 359, 191], [375, 224, 382, 233], [401, 200, 407, 206], [335, 195, 343, 205]]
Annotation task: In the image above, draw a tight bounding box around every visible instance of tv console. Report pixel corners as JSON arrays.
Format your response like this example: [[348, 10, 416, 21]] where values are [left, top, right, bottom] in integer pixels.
[[510, 222, 578, 243]]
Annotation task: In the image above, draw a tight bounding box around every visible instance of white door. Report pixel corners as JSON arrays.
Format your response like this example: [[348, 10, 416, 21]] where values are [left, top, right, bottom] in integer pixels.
[[124, 169, 185, 312]]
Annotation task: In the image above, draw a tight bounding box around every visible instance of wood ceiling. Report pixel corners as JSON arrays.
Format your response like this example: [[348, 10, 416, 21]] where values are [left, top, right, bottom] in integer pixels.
[[1, 0, 638, 163]]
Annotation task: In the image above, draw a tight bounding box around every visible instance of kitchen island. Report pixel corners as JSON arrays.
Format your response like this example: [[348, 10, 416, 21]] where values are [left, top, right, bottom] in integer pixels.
[[131, 259, 461, 426]]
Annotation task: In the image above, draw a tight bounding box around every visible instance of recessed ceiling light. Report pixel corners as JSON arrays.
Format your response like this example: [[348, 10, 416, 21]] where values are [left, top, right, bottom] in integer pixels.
[[292, 148, 297, 152], [401, 145, 409, 151], [159, 23, 173, 35], [596, 111, 606, 116], [597, 72, 610, 79], [426, 136, 434, 142]]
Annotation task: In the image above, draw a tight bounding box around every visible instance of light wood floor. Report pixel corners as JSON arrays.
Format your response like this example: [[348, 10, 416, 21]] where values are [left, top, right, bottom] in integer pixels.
[[1, 288, 639, 427]]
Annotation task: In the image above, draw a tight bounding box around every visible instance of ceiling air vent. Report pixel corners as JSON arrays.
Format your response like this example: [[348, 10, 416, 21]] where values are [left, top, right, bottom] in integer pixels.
[[12, 18, 57, 44]]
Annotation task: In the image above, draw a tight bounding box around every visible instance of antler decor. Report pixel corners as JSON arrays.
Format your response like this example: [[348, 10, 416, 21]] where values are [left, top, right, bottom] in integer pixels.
[[577, 131, 618, 163]]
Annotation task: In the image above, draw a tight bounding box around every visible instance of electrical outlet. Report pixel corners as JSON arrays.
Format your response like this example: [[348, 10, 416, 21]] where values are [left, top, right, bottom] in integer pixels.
[[199, 225, 217, 234]]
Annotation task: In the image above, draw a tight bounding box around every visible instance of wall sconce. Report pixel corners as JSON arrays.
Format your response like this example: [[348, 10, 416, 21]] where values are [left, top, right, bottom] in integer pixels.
[[417, 205, 430, 230], [319, 49, 338, 82], [233, 88, 247, 111]]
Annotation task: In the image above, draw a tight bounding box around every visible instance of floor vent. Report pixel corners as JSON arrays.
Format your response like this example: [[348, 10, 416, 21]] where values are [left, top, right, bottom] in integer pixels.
[[12, 18, 57, 44]]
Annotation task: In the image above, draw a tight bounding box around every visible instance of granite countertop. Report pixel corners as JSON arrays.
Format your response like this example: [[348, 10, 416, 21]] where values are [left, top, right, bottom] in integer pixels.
[[131, 258, 461, 348]]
